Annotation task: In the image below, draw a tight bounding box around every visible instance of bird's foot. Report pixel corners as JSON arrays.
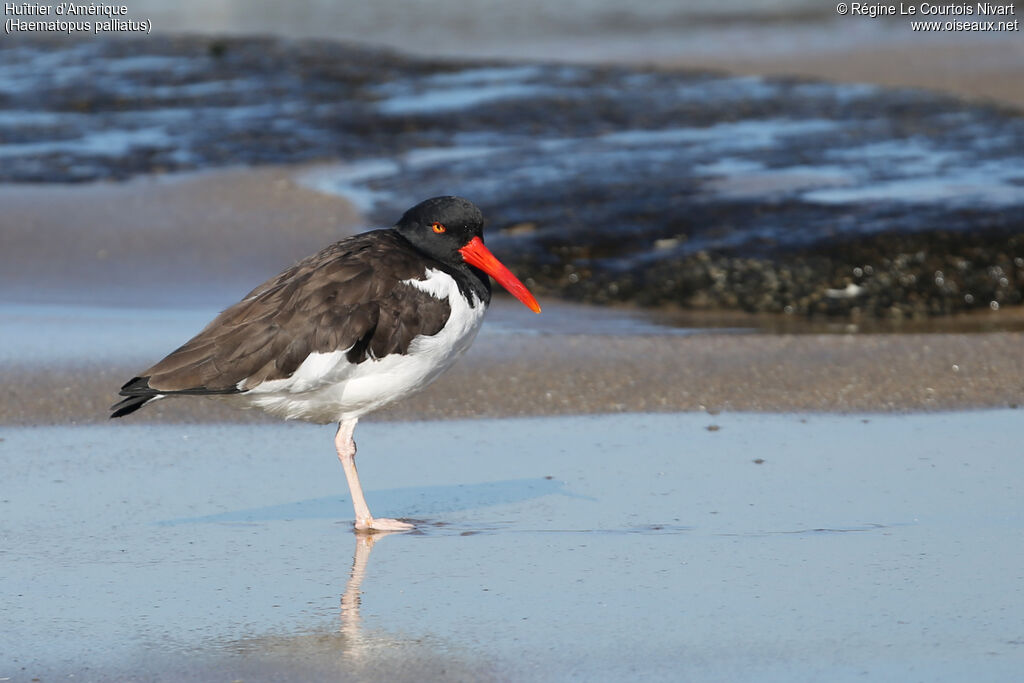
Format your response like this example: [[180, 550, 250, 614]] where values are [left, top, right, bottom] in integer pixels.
[[354, 517, 415, 533]]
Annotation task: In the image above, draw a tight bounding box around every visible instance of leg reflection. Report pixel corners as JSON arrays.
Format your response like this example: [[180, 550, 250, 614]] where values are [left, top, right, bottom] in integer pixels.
[[339, 530, 402, 660]]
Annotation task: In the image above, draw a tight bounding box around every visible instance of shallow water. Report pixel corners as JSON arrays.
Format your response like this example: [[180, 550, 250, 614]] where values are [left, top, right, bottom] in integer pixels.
[[3, 412, 1022, 680]]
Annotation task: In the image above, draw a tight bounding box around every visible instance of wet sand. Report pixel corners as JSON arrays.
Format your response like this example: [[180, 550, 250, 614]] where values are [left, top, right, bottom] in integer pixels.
[[0, 166, 361, 307], [5, 323, 1024, 425], [5, 413, 1024, 681]]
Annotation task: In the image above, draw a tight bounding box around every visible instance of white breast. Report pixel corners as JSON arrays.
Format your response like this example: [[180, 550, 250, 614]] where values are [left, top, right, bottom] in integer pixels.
[[235, 268, 486, 424]]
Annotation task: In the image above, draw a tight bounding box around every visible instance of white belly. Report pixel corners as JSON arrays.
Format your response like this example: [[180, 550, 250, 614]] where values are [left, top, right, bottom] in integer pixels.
[[233, 269, 486, 424]]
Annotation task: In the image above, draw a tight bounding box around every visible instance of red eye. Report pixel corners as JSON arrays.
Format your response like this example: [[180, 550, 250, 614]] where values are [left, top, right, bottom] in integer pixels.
[[432, 222, 446, 234]]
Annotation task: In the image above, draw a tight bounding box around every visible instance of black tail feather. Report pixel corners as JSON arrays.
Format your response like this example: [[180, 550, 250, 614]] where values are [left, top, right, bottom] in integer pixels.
[[110, 394, 155, 418], [119, 375, 153, 395], [110, 376, 159, 419], [110, 375, 244, 419]]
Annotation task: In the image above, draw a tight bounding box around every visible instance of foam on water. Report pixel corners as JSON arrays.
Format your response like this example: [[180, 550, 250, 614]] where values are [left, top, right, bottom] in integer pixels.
[[804, 161, 1024, 207], [0, 126, 173, 158], [298, 146, 502, 211], [376, 83, 553, 115], [600, 118, 839, 150]]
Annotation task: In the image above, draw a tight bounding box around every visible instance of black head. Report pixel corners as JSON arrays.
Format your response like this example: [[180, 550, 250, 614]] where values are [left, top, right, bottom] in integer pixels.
[[393, 195, 542, 314], [394, 196, 485, 265]]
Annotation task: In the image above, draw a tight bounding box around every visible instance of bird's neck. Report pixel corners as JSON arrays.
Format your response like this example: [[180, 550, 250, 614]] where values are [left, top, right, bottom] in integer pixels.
[[391, 230, 492, 307], [438, 261, 492, 308]]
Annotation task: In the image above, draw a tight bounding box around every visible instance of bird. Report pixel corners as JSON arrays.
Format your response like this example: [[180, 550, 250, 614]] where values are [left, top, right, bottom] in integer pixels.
[[110, 196, 541, 532]]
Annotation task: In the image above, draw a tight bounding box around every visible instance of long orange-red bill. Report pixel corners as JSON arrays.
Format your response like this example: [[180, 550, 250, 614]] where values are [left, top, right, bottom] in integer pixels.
[[458, 237, 541, 313]]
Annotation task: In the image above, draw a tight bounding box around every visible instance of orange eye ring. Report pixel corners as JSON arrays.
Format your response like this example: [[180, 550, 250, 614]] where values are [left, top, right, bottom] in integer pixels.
[[431, 222, 446, 234]]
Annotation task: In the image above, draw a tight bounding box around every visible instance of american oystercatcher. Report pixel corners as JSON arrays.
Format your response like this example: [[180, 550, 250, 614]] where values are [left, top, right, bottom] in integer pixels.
[[111, 196, 540, 532]]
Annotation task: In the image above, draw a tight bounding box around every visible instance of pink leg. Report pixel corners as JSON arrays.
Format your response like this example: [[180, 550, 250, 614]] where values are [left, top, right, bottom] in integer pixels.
[[335, 419, 413, 533]]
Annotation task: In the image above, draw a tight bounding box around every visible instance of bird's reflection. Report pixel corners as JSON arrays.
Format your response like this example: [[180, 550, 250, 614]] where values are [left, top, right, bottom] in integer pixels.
[[213, 529, 496, 679]]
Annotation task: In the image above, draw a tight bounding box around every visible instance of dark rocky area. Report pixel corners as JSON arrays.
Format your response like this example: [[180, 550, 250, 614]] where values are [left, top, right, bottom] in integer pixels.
[[516, 227, 1024, 318], [2, 35, 1023, 318]]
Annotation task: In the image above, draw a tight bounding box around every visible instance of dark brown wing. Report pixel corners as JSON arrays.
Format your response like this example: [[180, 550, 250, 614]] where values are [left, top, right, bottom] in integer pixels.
[[120, 230, 451, 399]]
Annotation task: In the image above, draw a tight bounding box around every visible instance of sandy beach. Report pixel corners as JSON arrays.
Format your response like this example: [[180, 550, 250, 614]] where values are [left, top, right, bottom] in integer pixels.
[[0, 166, 360, 307], [6, 322, 1024, 425]]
